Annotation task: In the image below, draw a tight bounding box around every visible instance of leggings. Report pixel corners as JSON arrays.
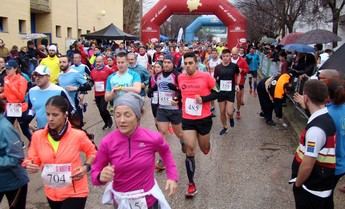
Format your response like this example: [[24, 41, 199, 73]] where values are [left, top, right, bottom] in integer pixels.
[[47, 197, 87, 209], [0, 184, 28, 209]]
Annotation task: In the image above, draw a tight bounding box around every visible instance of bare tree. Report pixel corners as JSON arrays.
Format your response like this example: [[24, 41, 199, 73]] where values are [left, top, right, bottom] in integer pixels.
[[123, 0, 140, 35], [160, 15, 198, 39]]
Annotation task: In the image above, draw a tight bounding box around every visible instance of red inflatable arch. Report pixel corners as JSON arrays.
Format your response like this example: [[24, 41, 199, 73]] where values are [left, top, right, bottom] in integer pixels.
[[141, 0, 247, 48]]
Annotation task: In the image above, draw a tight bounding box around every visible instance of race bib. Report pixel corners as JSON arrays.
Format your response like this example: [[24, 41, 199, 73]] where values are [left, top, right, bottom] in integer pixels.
[[95, 81, 105, 92], [124, 189, 148, 209], [41, 164, 72, 188], [6, 103, 22, 117], [220, 80, 232, 91], [185, 98, 202, 116], [159, 92, 173, 106], [152, 91, 158, 104]]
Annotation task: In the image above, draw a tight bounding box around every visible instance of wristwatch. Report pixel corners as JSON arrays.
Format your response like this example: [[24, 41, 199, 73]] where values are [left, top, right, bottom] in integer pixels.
[[84, 163, 91, 172]]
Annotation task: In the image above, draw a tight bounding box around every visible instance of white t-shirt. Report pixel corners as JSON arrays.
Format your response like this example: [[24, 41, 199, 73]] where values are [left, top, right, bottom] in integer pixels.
[[208, 58, 221, 68], [304, 126, 326, 158]]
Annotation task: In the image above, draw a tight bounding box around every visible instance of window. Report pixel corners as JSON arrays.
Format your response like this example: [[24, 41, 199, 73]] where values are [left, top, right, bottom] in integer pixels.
[[56, 25, 61, 37], [0, 17, 8, 32], [78, 29, 82, 38], [67, 27, 72, 38], [18, 19, 26, 34]]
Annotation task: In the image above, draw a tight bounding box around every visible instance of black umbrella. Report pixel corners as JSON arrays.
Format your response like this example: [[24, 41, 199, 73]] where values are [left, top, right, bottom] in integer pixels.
[[296, 29, 342, 44], [81, 23, 138, 40], [319, 43, 345, 72]]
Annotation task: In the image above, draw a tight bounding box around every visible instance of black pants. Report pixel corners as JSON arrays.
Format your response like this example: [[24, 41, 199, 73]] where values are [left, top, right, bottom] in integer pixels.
[[95, 96, 112, 125], [0, 184, 28, 209], [293, 185, 333, 209], [7, 110, 32, 141], [47, 197, 87, 209], [257, 79, 283, 122]]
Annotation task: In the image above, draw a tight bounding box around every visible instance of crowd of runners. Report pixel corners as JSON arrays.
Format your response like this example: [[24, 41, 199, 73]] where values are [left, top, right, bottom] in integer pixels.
[[0, 37, 345, 209]]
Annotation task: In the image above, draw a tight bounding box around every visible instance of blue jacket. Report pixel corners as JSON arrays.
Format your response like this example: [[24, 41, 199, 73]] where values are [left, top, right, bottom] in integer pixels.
[[246, 53, 260, 72], [0, 115, 29, 192], [128, 64, 150, 96]]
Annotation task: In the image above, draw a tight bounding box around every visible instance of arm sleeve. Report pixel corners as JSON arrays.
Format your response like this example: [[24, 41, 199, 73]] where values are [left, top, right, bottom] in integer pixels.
[[304, 126, 326, 158], [91, 139, 110, 185], [0, 126, 25, 168], [155, 134, 179, 181]]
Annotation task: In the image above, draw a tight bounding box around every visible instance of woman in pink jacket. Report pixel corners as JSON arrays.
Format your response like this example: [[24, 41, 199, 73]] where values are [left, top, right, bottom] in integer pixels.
[[91, 92, 178, 209]]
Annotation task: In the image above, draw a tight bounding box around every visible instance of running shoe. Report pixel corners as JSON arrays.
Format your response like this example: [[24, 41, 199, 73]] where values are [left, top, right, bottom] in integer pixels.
[[219, 128, 228, 135], [259, 112, 265, 118], [236, 111, 241, 119], [155, 159, 165, 172], [230, 118, 235, 127], [266, 120, 276, 126], [185, 183, 198, 198], [278, 119, 288, 128]]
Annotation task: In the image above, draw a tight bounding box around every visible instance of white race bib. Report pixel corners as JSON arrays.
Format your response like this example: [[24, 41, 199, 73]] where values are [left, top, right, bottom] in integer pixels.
[[124, 189, 148, 209], [220, 80, 232, 91], [41, 164, 72, 188], [6, 103, 22, 117], [185, 98, 202, 116], [152, 91, 158, 104], [95, 81, 105, 92], [159, 92, 173, 106]]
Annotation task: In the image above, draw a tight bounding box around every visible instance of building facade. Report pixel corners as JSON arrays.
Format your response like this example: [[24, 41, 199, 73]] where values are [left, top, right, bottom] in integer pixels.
[[0, 0, 123, 53]]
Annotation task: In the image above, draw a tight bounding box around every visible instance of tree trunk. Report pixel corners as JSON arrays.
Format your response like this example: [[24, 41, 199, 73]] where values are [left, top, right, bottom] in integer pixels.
[[332, 12, 339, 48]]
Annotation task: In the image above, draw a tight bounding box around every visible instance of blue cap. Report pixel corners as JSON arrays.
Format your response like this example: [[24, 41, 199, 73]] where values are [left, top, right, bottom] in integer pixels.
[[163, 54, 173, 61], [5, 60, 18, 69]]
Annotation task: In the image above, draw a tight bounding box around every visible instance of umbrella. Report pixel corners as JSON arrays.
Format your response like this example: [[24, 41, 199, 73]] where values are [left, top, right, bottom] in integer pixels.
[[296, 29, 342, 44], [280, 32, 304, 45], [260, 37, 276, 44], [283, 44, 315, 53], [319, 42, 345, 72], [20, 33, 47, 40]]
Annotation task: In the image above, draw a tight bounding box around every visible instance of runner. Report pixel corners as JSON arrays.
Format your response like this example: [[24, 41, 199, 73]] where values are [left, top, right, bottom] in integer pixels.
[[91, 92, 178, 209], [27, 65, 75, 129], [0, 98, 28, 209], [40, 45, 60, 84], [58, 56, 92, 128], [147, 61, 163, 122], [90, 56, 114, 130], [137, 45, 152, 69], [178, 52, 217, 197], [104, 52, 141, 103], [231, 47, 249, 120], [246, 47, 260, 95], [154, 54, 185, 169], [214, 49, 241, 135], [24, 95, 97, 209], [0, 59, 32, 141], [127, 52, 150, 97]]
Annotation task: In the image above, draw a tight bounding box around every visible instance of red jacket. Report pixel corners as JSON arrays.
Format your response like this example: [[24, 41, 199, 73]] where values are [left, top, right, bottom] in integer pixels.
[[90, 66, 113, 96], [236, 57, 249, 86]]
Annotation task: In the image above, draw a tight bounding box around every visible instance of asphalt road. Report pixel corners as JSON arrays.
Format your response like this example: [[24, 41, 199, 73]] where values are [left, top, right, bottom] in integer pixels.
[[1, 89, 345, 209]]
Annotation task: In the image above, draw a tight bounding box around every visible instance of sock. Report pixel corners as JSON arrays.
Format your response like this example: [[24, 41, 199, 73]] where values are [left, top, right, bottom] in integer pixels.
[[185, 156, 195, 184]]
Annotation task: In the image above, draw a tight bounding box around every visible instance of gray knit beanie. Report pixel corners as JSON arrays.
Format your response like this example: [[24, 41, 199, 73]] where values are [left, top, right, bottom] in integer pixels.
[[114, 93, 144, 118]]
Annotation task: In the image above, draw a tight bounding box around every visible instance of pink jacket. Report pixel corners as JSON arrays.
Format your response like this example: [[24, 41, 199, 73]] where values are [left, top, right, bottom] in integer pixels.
[[91, 126, 178, 207]]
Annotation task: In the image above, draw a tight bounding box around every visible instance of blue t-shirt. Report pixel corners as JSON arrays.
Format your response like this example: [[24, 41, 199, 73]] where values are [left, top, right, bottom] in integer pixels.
[[71, 64, 90, 76], [327, 103, 345, 175], [58, 69, 87, 107], [106, 69, 141, 101], [246, 53, 260, 72], [128, 64, 150, 96], [27, 84, 74, 128]]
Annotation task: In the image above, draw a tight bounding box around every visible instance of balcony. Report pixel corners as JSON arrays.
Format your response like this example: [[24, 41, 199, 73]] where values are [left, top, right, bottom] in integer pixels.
[[30, 0, 50, 13]]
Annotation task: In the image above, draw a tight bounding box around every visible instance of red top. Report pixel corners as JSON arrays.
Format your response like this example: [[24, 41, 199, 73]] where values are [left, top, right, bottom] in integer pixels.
[[173, 52, 182, 67], [235, 57, 249, 85], [90, 66, 113, 96], [178, 71, 215, 120]]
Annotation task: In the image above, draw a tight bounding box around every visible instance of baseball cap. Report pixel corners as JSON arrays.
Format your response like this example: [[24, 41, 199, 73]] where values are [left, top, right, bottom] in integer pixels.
[[34, 65, 50, 76], [5, 60, 18, 69], [163, 54, 173, 61]]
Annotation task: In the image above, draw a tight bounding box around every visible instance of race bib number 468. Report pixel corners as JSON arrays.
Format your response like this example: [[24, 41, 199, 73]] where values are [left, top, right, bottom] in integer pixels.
[[185, 98, 202, 116], [41, 164, 72, 188]]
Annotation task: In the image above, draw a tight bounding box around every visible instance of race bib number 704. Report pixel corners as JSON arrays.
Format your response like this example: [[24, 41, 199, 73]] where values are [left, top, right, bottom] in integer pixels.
[[41, 164, 72, 188]]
